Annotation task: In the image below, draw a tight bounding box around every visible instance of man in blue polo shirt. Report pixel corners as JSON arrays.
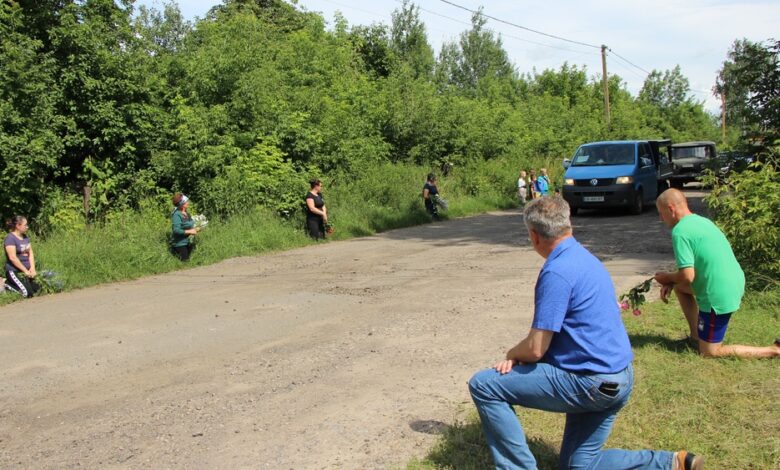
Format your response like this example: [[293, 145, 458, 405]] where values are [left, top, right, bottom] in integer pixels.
[[469, 197, 702, 470]]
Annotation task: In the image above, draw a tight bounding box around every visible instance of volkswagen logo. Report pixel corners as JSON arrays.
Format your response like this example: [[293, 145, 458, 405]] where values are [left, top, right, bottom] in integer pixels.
[[589, 178, 599, 186]]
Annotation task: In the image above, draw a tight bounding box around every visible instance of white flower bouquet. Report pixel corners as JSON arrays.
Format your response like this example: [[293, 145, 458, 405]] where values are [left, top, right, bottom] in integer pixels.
[[433, 194, 449, 211], [192, 214, 209, 229]]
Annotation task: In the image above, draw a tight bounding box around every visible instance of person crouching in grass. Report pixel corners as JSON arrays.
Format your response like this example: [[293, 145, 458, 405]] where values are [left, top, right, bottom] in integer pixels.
[[171, 193, 200, 261], [4, 215, 40, 297]]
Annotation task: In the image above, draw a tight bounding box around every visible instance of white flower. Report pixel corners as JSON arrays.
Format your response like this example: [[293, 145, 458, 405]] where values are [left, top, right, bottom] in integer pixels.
[[192, 214, 209, 228], [433, 194, 449, 211]]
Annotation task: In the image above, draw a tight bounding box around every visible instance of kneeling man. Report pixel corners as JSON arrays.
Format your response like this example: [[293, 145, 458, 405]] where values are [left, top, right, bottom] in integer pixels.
[[469, 196, 701, 470], [654, 189, 779, 358]]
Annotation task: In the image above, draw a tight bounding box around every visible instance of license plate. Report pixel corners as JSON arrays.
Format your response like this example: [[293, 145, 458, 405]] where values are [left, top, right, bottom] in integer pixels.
[[583, 196, 604, 202]]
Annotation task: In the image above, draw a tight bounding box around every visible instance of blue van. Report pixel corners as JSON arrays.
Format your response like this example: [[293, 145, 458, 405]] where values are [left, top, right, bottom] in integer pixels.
[[562, 140, 673, 215]]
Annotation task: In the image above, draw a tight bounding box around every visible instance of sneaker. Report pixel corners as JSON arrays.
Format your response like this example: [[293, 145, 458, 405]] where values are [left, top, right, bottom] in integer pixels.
[[674, 451, 704, 470]]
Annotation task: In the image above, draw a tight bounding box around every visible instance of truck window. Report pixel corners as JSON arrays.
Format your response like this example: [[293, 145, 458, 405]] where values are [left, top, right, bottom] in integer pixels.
[[672, 147, 708, 159]]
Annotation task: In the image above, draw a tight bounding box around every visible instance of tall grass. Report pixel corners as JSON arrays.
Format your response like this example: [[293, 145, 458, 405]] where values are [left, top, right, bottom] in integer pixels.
[[408, 289, 780, 469], [29, 205, 310, 291], [2, 158, 561, 302]]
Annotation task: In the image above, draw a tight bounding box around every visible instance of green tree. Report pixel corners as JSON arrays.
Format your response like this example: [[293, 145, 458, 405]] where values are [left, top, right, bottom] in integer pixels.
[[637, 66, 717, 143], [716, 39, 780, 157], [639, 65, 692, 109], [135, 1, 191, 54], [48, 0, 162, 219], [435, 9, 516, 98], [349, 23, 393, 78], [529, 63, 589, 106], [0, 1, 64, 219], [390, 0, 434, 79]]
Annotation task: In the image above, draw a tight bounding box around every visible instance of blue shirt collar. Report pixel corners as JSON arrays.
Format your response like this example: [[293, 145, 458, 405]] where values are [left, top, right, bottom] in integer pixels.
[[547, 236, 577, 263]]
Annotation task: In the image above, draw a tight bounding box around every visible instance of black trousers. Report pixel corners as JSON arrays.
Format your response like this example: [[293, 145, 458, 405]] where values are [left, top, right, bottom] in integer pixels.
[[307, 218, 325, 239], [425, 201, 439, 220], [6, 270, 41, 297], [172, 243, 194, 261]]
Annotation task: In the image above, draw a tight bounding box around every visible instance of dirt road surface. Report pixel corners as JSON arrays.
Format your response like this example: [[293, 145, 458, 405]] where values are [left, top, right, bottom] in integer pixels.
[[0, 192, 707, 469]]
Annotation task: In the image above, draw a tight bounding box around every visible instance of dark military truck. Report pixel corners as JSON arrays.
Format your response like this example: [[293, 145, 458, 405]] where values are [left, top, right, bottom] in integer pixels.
[[562, 140, 674, 215], [669, 141, 717, 188]]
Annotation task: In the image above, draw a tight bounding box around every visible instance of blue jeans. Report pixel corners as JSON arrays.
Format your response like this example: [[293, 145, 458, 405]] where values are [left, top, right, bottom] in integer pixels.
[[469, 363, 674, 469]]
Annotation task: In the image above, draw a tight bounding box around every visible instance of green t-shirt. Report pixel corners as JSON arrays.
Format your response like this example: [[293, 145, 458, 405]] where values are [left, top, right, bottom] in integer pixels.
[[672, 214, 744, 314]]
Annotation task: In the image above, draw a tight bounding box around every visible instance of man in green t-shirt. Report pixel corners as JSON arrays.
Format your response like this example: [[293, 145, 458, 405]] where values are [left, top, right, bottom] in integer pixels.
[[654, 189, 780, 358]]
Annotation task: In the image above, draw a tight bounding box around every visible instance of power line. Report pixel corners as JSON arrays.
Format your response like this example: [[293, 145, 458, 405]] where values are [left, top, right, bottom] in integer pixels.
[[313, 0, 661, 83], [607, 47, 651, 76], [408, 1, 472, 27], [608, 47, 716, 95], [316, 0, 597, 62], [433, 0, 668, 84], [608, 58, 648, 82], [412, 1, 595, 56], [437, 0, 601, 49]]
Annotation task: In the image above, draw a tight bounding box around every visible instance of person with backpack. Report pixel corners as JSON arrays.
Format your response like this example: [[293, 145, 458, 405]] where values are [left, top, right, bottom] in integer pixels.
[[536, 168, 551, 197]]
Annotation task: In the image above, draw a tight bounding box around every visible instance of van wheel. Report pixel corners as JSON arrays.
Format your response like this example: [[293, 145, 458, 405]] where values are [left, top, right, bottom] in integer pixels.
[[630, 191, 643, 215], [570, 207, 579, 216]]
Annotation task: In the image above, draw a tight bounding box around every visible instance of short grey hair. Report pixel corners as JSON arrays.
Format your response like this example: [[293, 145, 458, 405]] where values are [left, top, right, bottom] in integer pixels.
[[523, 196, 572, 240]]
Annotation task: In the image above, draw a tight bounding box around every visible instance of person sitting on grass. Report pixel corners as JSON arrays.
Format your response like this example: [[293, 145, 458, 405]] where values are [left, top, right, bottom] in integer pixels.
[[4, 216, 41, 297], [469, 196, 703, 470], [654, 189, 780, 358]]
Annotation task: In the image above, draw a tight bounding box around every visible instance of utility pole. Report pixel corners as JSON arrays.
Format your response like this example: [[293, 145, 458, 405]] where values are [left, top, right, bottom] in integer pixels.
[[601, 45, 611, 129], [720, 91, 727, 142]]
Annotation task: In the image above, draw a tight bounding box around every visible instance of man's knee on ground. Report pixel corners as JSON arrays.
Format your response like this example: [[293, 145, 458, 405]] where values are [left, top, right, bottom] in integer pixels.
[[697, 341, 725, 358]]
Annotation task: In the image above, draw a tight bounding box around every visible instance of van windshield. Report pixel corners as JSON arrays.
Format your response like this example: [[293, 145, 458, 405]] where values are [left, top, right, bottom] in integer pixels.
[[570, 143, 636, 166]]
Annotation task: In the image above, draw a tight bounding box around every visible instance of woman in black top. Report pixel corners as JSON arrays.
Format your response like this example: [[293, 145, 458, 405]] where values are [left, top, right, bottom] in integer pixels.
[[422, 173, 439, 220], [305, 179, 328, 239]]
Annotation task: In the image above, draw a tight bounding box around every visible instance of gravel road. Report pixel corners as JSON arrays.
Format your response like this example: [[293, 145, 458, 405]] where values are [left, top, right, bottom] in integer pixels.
[[0, 191, 707, 469]]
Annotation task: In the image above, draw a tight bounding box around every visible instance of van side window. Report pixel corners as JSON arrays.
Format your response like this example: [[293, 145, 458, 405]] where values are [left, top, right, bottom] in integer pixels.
[[639, 143, 653, 167], [658, 147, 670, 164]]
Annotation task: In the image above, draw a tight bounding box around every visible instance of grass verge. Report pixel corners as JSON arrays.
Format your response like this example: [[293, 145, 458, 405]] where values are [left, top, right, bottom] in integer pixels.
[[408, 289, 780, 469]]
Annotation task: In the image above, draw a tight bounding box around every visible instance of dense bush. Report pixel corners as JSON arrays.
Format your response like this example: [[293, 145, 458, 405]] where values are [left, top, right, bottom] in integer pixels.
[[704, 161, 780, 288]]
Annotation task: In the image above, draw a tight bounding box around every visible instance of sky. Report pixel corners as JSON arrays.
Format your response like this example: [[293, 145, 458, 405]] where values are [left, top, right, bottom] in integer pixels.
[[136, 0, 780, 113]]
